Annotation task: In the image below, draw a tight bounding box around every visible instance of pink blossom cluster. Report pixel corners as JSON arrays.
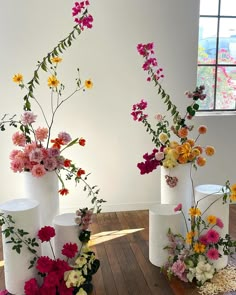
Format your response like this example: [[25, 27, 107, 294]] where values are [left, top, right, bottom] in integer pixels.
[[72, 1, 93, 29], [75, 208, 93, 230], [137, 148, 164, 175], [137, 42, 164, 81], [131, 99, 148, 121]]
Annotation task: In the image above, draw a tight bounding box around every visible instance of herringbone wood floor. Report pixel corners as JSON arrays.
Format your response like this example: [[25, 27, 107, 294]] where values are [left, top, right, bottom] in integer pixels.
[[1, 206, 236, 294]]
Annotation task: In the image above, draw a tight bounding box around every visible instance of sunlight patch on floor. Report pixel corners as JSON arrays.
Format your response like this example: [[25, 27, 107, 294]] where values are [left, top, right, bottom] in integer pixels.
[[90, 228, 144, 245]]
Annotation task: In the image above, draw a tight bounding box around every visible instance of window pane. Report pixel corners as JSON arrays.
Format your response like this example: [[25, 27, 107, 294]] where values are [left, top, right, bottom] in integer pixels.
[[200, 0, 219, 15], [218, 18, 236, 64], [221, 0, 236, 16], [215, 66, 236, 109], [199, 17, 218, 63], [197, 66, 215, 110]]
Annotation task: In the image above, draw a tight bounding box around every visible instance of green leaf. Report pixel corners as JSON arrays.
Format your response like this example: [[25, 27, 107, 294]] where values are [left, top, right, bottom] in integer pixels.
[[193, 103, 199, 111]]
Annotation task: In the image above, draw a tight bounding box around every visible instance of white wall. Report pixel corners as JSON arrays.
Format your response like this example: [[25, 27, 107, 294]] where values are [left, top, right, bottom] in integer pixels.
[[1, 0, 231, 214]]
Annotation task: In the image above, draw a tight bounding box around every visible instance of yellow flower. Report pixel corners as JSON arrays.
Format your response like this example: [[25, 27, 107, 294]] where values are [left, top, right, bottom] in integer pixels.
[[12, 73, 23, 83], [169, 141, 179, 148], [194, 242, 206, 253], [76, 288, 87, 295], [207, 215, 217, 225], [47, 75, 60, 88], [64, 270, 85, 288], [85, 79, 93, 89], [51, 56, 62, 63], [186, 231, 195, 244], [231, 184, 236, 194], [189, 207, 201, 217], [205, 146, 215, 156], [75, 256, 87, 268], [230, 193, 236, 202], [158, 132, 169, 144]]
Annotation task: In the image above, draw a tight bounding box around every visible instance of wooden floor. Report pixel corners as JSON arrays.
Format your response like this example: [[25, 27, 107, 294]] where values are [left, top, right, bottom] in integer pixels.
[[0, 206, 236, 295]]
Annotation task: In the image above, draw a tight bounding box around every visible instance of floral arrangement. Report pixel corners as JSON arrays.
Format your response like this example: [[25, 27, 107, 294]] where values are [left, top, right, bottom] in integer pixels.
[[0, 208, 99, 295], [0, 1, 105, 212], [131, 42, 215, 179], [162, 182, 236, 286]]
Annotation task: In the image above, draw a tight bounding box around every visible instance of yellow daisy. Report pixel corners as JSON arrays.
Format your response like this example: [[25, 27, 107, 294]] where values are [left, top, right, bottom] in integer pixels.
[[207, 215, 217, 225], [189, 207, 201, 217], [194, 242, 206, 253], [12, 73, 23, 83], [51, 56, 63, 63], [85, 79, 93, 89], [47, 75, 60, 88]]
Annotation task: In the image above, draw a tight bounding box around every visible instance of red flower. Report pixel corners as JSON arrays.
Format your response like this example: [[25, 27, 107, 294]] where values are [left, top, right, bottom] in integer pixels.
[[51, 137, 64, 149], [63, 159, 72, 167], [52, 259, 72, 279], [24, 278, 40, 295], [42, 271, 59, 288], [38, 226, 56, 242], [40, 286, 56, 295], [61, 242, 78, 259], [77, 168, 85, 178], [57, 281, 74, 295], [59, 188, 69, 196], [36, 256, 54, 273], [79, 137, 86, 146]]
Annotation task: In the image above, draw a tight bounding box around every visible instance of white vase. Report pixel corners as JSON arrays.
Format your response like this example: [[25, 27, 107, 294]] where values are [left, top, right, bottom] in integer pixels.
[[149, 204, 182, 267], [195, 184, 229, 270], [161, 163, 193, 236], [23, 171, 60, 227]]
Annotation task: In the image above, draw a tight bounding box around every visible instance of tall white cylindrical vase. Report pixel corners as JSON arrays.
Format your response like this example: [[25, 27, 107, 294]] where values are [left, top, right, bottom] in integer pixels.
[[23, 171, 59, 227], [53, 213, 82, 263], [149, 204, 182, 267], [0, 198, 41, 295], [195, 184, 229, 270], [161, 163, 193, 235]]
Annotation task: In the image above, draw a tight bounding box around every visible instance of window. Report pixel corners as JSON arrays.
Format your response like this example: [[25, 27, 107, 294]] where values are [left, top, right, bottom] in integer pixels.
[[197, 0, 236, 111]]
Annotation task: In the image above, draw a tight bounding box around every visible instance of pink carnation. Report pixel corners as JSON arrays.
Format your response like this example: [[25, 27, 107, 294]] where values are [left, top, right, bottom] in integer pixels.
[[21, 111, 37, 125], [171, 260, 188, 282], [12, 131, 26, 147], [174, 203, 182, 212], [10, 158, 25, 172], [207, 248, 220, 260], [216, 217, 224, 229], [43, 157, 58, 171], [206, 229, 220, 244], [31, 164, 46, 177], [29, 148, 44, 163], [35, 127, 48, 141]]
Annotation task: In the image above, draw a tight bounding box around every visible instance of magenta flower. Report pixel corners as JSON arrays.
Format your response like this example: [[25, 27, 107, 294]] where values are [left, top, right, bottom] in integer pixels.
[[174, 203, 182, 212], [43, 157, 58, 171], [207, 248, 220, 260], [58, 132, 72, 145], [29, 148, 44, 163], [61, 242, 78, 259], [36, 256, 54, 273], [206, 229, 220, 244], [171, 260, 188, 282], [38, 226, 56, 242], [216, 217, 224, 229], [199, 234, 208, 245]]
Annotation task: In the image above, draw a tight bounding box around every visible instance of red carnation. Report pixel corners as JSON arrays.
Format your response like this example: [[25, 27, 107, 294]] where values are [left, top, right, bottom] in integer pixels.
[[77, 168, 85, 178], [79, 137, 86, 146], [36, 256, 54, 273], [61, 242, 78, 259], [59, 188, 69, 196], [42, 271, 59, 288], [24, 278, 40, 295], [63, 159, 72, 168], [38, 226, 56, 242]]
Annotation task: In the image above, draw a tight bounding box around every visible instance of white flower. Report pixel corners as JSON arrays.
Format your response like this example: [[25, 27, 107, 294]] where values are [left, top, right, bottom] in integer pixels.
[[195, 259, 215, 285], [158, 132, 169, 144]]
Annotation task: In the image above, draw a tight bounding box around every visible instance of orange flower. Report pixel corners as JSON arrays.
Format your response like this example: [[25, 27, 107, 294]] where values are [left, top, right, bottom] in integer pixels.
[[205, 146, 215, 156], [186, 231, 195, 244], [12, 73, 23, 83], [195, 146, 203, 154], [51, 138, 64, 149], [231, 184, 236, 194], [178, 127, 188, 138], [230, 194, 236, 202], [194, 242, 206, 253], [192, 148, 200, 157], [196, 156, 206, 167], [186, 138, 195, 147], [207, 215, 217, 224], [189, 207, 201, 216], [198, 125, 207, 134], [178, 154, 188, 164]]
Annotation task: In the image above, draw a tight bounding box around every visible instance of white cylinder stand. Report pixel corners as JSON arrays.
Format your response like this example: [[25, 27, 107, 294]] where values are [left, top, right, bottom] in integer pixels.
[[195, 184, 229, 270], [53, 213, 82, 263], [161, 163, 193, 235], [23, 171, 59, 227], [149, 203, 182, 267], [0, 198, 41, 295]]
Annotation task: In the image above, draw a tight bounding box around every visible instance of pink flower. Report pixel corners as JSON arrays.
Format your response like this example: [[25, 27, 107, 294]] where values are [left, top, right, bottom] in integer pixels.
[[207, 248, 220, 260], [10, 158, 24, 172], [0, 291, 8, 295], [216, 217, 224, 229], [12, 131, 26, 146], [38, 226, 56, 242], [36, 256, 54, 273], [35, 127, 48, 141], [31, 164, 46, 177], [206, 229, 220, 244], [154, 113, 163, 121], [29, 148, 44, 163], [61, 242, 78, 258], [58, 132, 72, 145], [155, 151, 165, 161], [199, 234, 208, 245], [171, 260, 188, 282], [24, 278, 40, 295], [43, 157, 58, 171], [21, 111, 37, 125], [174, 203, 182, 212]]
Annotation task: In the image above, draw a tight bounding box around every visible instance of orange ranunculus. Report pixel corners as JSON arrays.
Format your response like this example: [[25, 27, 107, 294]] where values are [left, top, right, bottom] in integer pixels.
[[192, 148, 201, 157], [198, 125, 207, 134], [205, 146, 215, 156], [196, 156, 206, 167], [178, 154, 188, 164], [231, 184, 236, 194], [230, 194, 236, 202], [188, 152, 196, 161], [178, 127, 188, 138], [186, 138, 195, 147], [195, 145, 203, 154]]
